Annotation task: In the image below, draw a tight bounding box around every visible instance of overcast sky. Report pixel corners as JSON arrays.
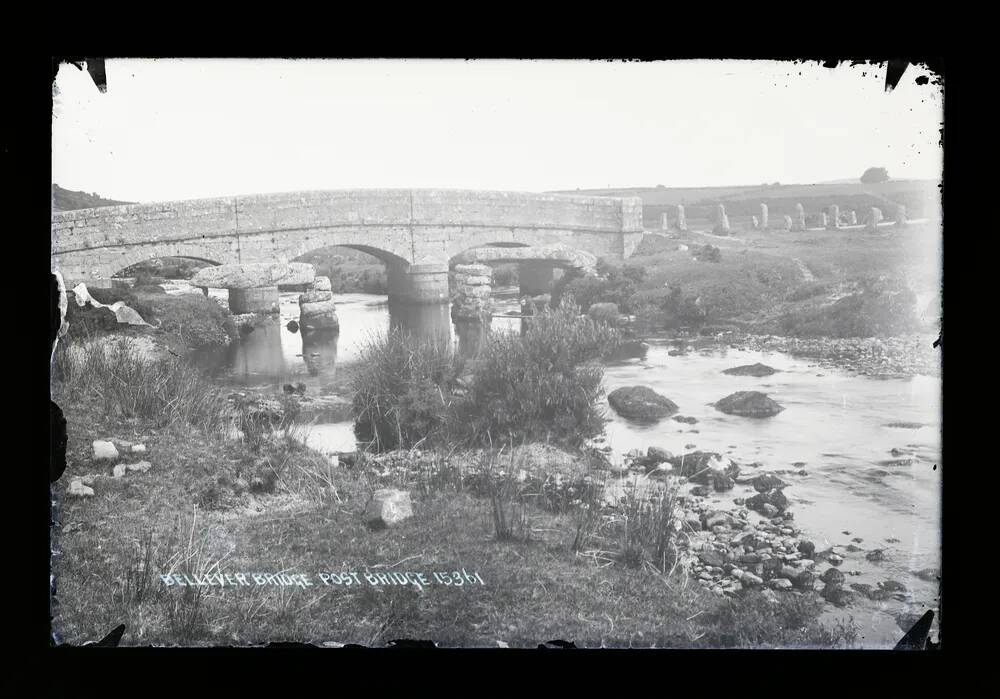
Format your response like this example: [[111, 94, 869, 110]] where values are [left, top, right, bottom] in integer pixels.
[[52, 59, 943, 203]]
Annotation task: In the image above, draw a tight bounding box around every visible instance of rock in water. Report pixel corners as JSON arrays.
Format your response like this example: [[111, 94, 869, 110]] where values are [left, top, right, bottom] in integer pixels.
[[714, 391, 785, 418], [364, 489, 413, 528], [607, 386, 678, 422], [721, 363, 779, 377], [92, 440, 119, 461], [746, 488, 789, 514]]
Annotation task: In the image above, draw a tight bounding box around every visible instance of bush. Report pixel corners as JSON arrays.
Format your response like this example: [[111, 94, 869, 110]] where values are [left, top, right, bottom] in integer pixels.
[[552, 261, 647, 314], [693, 245, 721, 263], [350, 329, 464, 452], [467, 301, 622, 445]]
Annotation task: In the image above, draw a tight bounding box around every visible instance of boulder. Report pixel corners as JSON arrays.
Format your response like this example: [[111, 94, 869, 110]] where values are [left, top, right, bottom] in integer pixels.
[[365, 489, 413, 528], [312, 276, 333, 292], [68, 478, 94, 497], [751, 474, 789, 493], [668, 451, 738, 479], [721, 363, 779, 377], [191, 262, 315, 289], [865, 549, 887, 562], [797, 540, 816, 557], [112, 464, 127, 478], [92, 440, 119, 461], [820, 568, 845, 585], [607, 386, 678, 422], [299, 298, 339, 331], [746, 488, 789, 514], [130, 444, 147, 455], [125, 461, 152, 473], [698, 549, 726, 567], [714, 391, 785, 418]]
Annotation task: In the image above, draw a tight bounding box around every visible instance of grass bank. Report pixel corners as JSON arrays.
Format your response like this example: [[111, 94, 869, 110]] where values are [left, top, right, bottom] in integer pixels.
[[51, 324, 856, 647]]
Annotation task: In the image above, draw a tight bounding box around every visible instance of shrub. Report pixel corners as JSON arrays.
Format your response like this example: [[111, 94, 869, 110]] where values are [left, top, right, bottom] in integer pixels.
[[693, 244, 721, 263], [552, 261, 648, 314], [786, 281, 831, 302], [350, 329, 465, 451], [467, 301, 621, 445], [779, 276, 918, 337]]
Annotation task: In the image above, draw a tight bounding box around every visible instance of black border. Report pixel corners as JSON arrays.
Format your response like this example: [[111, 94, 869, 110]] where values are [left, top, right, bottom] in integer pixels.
[[8, 46, 970, 691]]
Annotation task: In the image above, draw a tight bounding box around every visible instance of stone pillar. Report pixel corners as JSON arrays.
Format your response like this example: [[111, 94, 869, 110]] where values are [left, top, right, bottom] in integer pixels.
[[519, 261, 554, 297], [895, 204, 907, 227], [713, 204, 730, 235], [299, 276, 339, 331], [848, 210, 858, 226], [828, 205, 840, 229], [791, 203, 806, 232], [229, 286, 279, 315], [866, 207, 883, 232], [661, 212, 670, 231], [782, 215, 793, 230], [451, 264, 493, 322], [387, 262, 450, 305], [760, 203, 769, 230], [676, 205, 687, 231]]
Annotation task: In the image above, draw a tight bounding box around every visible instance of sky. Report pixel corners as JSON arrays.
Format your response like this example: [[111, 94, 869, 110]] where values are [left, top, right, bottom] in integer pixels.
[[51, 59, 944, 203]]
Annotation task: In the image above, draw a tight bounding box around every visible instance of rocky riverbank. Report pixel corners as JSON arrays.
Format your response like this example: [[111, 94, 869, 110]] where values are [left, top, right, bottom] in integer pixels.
[[343, 439, 932, 621], [661, 331, 940, 379]]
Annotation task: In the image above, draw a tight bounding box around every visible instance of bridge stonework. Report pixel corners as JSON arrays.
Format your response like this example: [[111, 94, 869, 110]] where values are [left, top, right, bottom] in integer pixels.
[[52, 189, 643, 304]]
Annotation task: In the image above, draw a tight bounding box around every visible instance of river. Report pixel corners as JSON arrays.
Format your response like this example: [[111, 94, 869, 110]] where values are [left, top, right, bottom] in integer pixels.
[[171, 283, 941, 648]]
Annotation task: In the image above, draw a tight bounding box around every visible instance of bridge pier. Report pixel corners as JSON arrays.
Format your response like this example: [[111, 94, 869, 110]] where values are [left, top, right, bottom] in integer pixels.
[[387, 262, 450, 305], [228, 286, 280, 315], [518, 262, 554, 297]]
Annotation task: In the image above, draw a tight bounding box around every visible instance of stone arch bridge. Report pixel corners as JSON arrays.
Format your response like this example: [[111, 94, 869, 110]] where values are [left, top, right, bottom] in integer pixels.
[[51, 189, 643, 305]]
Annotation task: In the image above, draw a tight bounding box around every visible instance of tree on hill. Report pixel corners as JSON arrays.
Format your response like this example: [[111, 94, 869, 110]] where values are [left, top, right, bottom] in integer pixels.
[[860, 167, 890, 184]]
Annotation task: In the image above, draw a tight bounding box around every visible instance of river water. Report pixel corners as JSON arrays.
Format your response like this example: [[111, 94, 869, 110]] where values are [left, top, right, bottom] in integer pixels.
[[173, 283, 942, 647]]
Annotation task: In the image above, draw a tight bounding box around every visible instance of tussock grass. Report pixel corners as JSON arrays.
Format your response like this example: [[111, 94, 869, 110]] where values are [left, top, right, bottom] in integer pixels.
[[52, 337, 229, 431]]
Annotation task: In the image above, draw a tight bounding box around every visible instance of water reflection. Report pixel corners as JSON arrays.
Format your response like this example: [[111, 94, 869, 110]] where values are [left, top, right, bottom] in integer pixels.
[[228, 320, 286, 380], [301, 327, 339, 377], [455, 319, 491, 358], [387, 299, 452, 344]]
